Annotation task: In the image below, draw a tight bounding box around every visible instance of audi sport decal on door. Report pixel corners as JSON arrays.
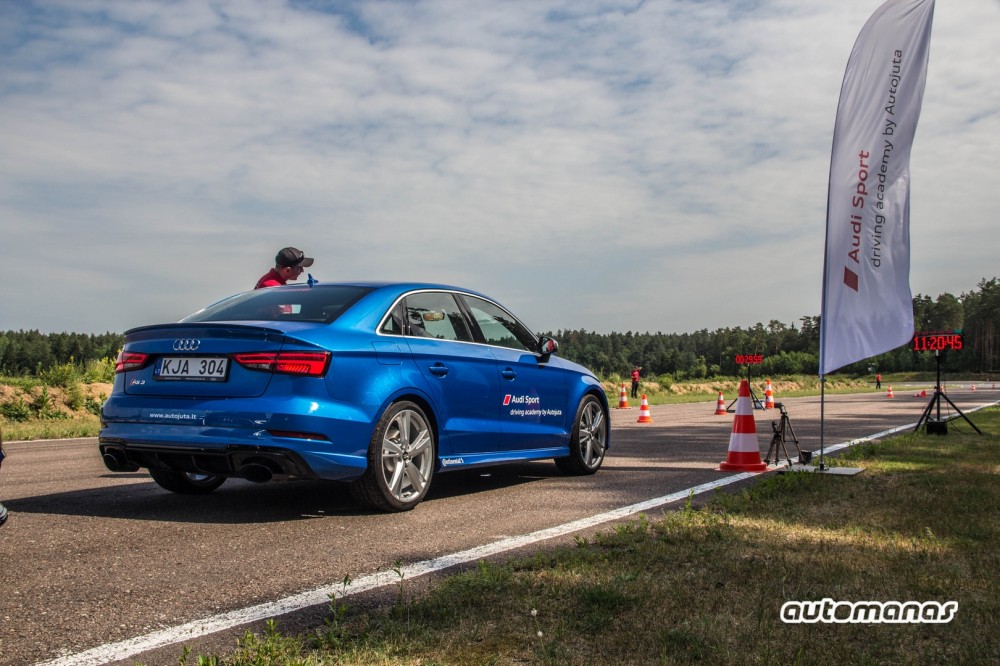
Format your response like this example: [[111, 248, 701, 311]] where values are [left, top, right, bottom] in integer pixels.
[[502, 394, 562, 417]]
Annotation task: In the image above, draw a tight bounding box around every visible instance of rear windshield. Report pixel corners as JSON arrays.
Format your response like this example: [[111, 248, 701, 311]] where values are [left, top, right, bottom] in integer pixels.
[[182, 285, 372, 324]]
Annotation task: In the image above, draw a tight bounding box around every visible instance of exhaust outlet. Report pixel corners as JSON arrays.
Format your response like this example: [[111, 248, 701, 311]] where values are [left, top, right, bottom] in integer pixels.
[[240, 462, 274, 483], [102, 450, 140, 473]]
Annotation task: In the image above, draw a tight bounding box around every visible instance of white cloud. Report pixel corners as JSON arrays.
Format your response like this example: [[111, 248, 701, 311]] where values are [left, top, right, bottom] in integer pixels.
[[1, 0, 997, 335]]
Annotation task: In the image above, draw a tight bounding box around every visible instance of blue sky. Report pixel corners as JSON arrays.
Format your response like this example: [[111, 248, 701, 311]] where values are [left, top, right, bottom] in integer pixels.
[[1, 0, 997, 335]]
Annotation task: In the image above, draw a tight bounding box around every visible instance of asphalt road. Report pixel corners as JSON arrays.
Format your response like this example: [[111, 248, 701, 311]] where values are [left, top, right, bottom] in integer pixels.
[[1, 385, 996, 665]]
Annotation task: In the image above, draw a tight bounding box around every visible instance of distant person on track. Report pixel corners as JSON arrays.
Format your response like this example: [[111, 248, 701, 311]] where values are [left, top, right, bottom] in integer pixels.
[[631, 366, 642, 399], [875, 372, 882, 390], [255, 247, 314, 289]]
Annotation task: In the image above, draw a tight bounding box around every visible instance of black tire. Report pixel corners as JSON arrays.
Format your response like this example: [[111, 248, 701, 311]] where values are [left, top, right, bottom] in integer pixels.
[[351, 401, 436, 512], [555, 395, 607, 475], [148, 468, 226, 494]]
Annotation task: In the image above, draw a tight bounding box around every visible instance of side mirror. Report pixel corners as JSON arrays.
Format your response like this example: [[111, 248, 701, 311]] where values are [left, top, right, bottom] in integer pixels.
[[538, 336, 559, 357]]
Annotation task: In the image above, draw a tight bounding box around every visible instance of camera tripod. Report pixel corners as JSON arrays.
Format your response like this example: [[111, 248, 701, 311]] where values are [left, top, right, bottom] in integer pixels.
[[764, 402, 805, 467], [913, 351, 982, 435]]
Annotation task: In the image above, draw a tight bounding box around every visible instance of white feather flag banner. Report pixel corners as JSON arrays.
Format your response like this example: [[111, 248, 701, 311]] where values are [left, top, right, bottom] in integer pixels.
[[819, 0, 935, 376]]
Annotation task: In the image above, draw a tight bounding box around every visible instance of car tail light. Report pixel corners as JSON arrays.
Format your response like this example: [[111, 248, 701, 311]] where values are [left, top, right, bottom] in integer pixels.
[[233, 351, 331, 377], [114, 351, 150, 373]]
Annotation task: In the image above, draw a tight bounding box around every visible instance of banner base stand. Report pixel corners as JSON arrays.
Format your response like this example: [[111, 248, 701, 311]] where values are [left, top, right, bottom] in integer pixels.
[[779, 464, 865, 476]]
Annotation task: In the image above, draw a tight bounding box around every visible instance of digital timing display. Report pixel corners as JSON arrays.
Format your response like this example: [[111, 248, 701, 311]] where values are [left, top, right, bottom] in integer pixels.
[[912, 331, 964, 352], [734, 354, 764, 365]]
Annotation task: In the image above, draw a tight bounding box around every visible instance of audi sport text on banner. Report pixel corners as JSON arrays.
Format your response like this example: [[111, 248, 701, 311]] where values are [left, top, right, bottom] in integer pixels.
[[819, 0, 935, 376]]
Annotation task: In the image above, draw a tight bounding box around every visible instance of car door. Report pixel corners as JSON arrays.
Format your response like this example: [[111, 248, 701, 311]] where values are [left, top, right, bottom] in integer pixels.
[[459, 295, 569, 452], [399, 291, 501, 455]]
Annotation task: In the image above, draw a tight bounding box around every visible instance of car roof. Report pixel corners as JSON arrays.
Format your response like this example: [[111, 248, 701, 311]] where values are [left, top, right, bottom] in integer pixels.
[[268, 280, 494, 300]]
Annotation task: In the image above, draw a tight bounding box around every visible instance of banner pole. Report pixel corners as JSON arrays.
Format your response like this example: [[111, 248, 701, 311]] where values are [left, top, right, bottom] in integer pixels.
[[819, 375, 826, 470]]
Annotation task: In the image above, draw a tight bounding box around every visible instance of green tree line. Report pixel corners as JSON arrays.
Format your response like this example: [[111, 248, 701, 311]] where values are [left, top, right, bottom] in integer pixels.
[[0, 331, 124, 376], [546, 277, 1000, 378], [2, 277, 997, 380]]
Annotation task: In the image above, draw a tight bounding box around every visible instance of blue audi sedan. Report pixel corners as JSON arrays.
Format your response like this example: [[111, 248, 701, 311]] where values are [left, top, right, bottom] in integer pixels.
[[100, 282, 609, 512]]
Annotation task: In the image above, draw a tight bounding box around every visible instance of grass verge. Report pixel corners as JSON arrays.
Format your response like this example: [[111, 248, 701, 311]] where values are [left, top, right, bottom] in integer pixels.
[[176, 408, 1000, 665], [2, 415, 101, 441], [1, 372, 109, 440]]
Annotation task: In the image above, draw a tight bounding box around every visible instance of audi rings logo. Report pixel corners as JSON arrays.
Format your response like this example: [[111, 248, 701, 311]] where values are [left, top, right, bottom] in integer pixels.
[[172, 338, 201, 351]]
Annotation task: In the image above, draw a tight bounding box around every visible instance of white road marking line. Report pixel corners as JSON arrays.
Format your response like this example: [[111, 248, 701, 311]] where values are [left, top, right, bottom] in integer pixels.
[[37, 402, 998, 666], [38, 475, 754, 666]]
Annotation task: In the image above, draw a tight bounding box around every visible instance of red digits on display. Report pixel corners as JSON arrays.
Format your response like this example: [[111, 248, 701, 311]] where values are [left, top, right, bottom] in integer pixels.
[[734, 354, 764, 365], [912, 333, 963, 352]]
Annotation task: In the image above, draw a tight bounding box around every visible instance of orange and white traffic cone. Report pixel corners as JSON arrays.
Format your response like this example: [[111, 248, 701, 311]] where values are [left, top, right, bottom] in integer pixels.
[[637, 395, 653, 423], [764, 379, 775, 409], [719, 380, 767, 472], [971, 384, 976, 392], [714, 391, 727, 415], [617, 383, 630, 409], [886, 385, 894, 398]]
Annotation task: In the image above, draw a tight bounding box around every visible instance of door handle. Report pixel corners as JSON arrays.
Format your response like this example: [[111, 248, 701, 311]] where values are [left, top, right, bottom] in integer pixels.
[[429, 363, 449, 377], [501, 368, 517, 380]]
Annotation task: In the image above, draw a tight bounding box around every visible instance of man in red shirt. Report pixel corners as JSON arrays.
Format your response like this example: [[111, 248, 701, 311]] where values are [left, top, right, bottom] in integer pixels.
[[255, 247, 314, 289]]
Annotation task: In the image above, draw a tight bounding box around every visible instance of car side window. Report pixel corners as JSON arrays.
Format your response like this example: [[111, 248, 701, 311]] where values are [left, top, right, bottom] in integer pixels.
[[461, 296, 537, 352], [404, 293, 474, 342], [379, 302, 404, 336]]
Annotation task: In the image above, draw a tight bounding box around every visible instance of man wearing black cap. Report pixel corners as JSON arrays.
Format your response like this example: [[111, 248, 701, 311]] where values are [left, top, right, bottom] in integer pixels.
[[255, 247, 315, 289]]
